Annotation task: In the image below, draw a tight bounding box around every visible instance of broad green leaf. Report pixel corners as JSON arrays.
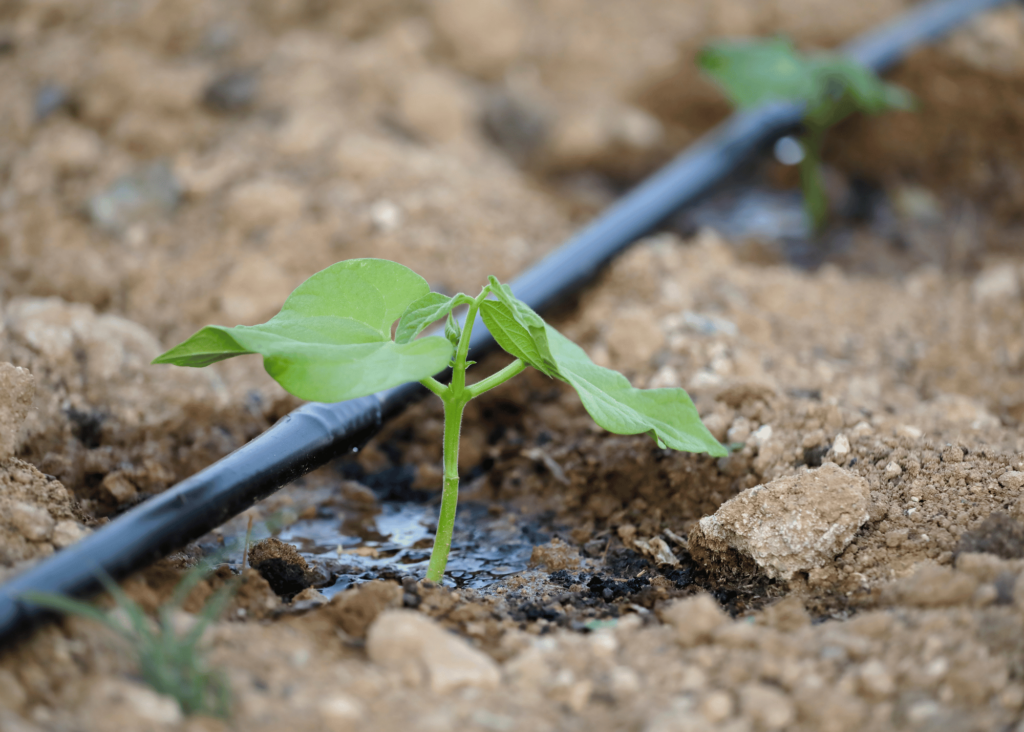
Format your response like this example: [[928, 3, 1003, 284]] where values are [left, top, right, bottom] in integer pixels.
[[154, 259, 454, 402], [281, 258, 431, 334], [480, 278, 725, 456], [479, 277, 558, 377], [699, 38, 912, 128], [545, 327, 726, 456], [395, 292, 457, 344], [699, 38, 815, 108]]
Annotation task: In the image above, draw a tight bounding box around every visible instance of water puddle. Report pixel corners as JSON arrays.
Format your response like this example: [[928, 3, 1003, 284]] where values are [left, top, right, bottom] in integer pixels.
[[277, 500, 540, 598]]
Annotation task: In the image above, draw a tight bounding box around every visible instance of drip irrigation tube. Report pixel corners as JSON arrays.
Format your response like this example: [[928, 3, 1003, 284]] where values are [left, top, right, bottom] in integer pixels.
[[0, 0, 1010, 643]]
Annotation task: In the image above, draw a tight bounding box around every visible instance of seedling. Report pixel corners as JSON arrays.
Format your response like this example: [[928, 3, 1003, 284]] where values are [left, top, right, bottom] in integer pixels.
[[24, 561, 235, 718], [699, 37, 914, 231], [153, 259, 726, 581]]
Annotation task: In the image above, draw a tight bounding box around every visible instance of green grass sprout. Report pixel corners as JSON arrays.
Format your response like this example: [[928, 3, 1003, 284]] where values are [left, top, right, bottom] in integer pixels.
[[699, 37, 914, 231], [23, 559, 237, 718], [153, 259, 726, 582]]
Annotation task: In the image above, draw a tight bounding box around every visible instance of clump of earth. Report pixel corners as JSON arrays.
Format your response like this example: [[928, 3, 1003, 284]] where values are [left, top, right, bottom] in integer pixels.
[[3, 1, 1024, 731]]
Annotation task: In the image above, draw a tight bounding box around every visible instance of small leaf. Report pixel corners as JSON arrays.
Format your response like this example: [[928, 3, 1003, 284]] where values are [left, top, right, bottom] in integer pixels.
[[396, 292, 457, 344], [444, 311, 462, 349], [154, 259, 454, 402], [479, 276, 558, 377], [480, 278, 725, 456]]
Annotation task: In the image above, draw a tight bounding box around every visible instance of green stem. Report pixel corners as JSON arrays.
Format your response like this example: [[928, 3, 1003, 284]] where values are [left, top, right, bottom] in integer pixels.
[[799, 127, 828, 234], [426, 395, 465, 582], [423, 285, 525, 584], [419, 376, 447, 399], [466, 359, 525, 399]]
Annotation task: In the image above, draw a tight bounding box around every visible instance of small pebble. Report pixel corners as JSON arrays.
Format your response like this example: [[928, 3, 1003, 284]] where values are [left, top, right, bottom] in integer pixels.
[[34, 84, 70, 122], [203, 69, 257, 112], [10, 502, 55, 542]]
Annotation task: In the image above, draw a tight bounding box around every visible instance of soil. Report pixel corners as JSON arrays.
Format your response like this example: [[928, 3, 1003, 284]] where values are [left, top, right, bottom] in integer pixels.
[[3, 1, 1024, 731]]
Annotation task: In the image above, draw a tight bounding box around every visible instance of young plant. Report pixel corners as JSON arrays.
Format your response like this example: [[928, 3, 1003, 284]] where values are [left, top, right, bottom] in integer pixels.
[[24, 562, 235, 718], [699, 37, 914, 231], [153, 259, 726, 582]]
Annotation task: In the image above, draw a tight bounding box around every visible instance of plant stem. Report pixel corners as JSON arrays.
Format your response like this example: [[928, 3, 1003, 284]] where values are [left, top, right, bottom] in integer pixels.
[[466, 358, 525, 399], [799, 126, 828, 233], [426, 394, 465, 582]]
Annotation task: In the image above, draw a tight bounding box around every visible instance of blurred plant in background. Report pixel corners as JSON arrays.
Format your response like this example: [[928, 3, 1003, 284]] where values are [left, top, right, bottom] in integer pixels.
[[700, 38, 915, 231]]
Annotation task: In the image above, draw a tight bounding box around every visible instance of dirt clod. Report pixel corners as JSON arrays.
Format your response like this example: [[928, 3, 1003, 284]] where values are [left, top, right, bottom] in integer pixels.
[[529, 537, 581, 571], [366, 609, 501, 693], [658, 594, 728, 647], [957, 512, 1024, 559], [325, 580, 403, 639], [248, 538, 314, 600], [0, 364, 33, 462], [690, 463, 871, 581]]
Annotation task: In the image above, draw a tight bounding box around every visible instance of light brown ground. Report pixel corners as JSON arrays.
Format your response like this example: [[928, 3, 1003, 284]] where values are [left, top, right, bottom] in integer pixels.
[[3, 1, 1024, 731]]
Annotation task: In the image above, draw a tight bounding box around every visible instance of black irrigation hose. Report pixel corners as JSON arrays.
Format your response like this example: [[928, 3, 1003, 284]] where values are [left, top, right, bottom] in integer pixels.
[[0, 0, 1010, 644]]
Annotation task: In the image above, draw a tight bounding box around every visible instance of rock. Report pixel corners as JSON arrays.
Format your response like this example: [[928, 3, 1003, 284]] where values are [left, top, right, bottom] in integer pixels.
[[430, 0, 525, 78], [659, 594, 728, 647], [39, 122, 103, 175], [326, 580, 403, 639], [830, 433, 851, 461], [999, 471, 1024, 490], [93, 678, 183, 726], [101, 471, 137, 504], [0, 363, 34, 462], [318, 693, 365, 730], [632, 536, 679, 567], [203, 69, 258, 112], [690, 463, 871, 581], [366, 609, 500, 693], [10, 501, 55, 542], [34, 83, 71, 122], [529, 537, 581, 571], [88, 162, 181, 233], [882, 564, 978, 607], [739, 682, 795, 731], [857, 659, 896, 699], [393, 68, 475, 144], [51, 520, 89, 549], [972, 264, 1020, 303], [481, 87, 549, 161], [699, 690, 734, 724]]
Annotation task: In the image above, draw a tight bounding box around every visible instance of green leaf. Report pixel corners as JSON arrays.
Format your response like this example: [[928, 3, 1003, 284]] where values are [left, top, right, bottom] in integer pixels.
[[480, 278, 725, 456], [153, 259, 455, 402], [479, 277, 558, 377], [545, 327, 726, 455], [699, 38, 912, 129], [396, 292, 457, 345], [699, 38, 815, 108]]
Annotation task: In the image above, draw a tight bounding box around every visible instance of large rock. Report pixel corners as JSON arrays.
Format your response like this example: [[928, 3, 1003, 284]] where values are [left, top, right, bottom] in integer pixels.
[[690, 463, 871, 580], [366, 610, 500, 694], [0, 363, 33, 462]]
